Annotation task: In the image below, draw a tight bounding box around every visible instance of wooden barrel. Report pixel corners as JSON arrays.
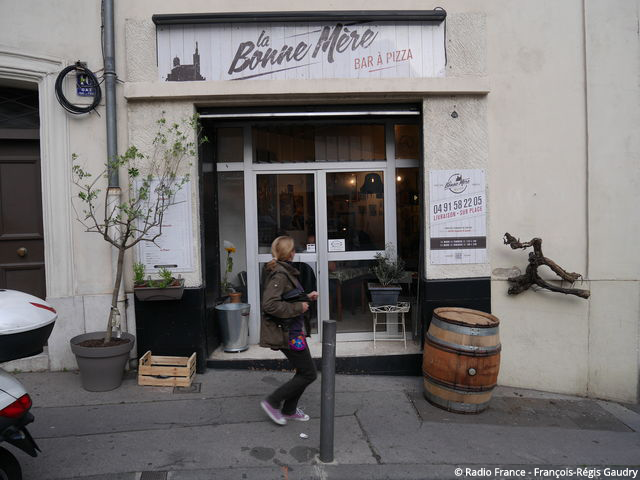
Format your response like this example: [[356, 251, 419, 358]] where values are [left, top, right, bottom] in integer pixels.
[[422, 307, 501, 414]]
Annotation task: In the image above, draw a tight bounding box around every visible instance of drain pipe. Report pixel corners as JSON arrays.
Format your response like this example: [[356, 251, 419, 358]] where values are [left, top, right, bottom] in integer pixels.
[[103, 0, 127, 335]]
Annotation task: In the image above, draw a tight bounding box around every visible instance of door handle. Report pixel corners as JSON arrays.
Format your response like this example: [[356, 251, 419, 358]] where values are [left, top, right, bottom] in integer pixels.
[[17, 247, 27, 257]]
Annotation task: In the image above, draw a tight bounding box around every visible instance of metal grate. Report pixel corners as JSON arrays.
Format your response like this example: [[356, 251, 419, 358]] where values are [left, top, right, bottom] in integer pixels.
[[140, 472, 168, 480], [173, 382, 201, 394]]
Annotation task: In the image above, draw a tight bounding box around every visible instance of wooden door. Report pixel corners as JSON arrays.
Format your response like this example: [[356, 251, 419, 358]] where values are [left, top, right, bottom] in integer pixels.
[[0, 136, 46, 299]]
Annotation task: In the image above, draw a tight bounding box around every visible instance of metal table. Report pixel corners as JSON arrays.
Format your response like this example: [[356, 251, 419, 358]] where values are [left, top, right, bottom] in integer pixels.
[[369, 302, 410, 349]]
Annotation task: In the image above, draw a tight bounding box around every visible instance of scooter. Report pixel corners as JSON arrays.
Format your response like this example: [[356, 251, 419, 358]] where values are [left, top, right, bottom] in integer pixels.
[[0, 370, 39, 480], [0, 290, 57, 480]]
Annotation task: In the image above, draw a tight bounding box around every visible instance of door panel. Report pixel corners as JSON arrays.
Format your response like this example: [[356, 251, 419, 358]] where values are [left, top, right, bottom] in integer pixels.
[[326, 171, 385, 252], [256, 173, 318, 334], [323, 170, 388, 337], [0, 139, 45, 299], [256, 173, 316, 254]]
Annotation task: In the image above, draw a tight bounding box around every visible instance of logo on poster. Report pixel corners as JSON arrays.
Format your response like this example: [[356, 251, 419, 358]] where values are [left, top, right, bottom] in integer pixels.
[[444, 174, 470, 194]]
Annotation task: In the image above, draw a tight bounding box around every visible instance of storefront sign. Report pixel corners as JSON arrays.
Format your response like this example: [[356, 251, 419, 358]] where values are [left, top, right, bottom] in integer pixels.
[[429, 170, 487, 265], [137, 182, 194, 273], [157, 21, 445, 81]]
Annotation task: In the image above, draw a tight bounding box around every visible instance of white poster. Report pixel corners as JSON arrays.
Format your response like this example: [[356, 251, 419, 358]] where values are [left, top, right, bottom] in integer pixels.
[[429, 169, 487, 265], [156, 21, 445, 82], [137, 182, 194, 273]]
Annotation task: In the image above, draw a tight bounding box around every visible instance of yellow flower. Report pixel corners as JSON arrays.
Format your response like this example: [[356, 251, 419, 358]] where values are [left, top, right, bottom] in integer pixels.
[[225, 247, 236, 253]]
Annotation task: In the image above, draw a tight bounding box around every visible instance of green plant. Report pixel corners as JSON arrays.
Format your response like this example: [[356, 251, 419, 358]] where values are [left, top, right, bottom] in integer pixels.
[[134, 264, 180, 289], [156, 267, 174, 288], [72, 113, 205, 343], [133, 262, 146, 285], [371, 243, 406, 286], [221, 240, 236, 293]]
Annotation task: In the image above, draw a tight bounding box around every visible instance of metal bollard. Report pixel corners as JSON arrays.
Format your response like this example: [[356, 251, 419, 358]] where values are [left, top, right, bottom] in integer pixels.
[[320, 319, 337, 463]]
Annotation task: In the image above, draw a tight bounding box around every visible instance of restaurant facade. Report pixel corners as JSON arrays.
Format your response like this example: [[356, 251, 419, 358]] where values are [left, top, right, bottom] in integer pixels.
[[0, 0, 638, 403]]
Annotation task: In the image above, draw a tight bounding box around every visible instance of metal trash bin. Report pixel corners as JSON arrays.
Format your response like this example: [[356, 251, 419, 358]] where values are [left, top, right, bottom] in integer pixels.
[[215, 303, 250, 352]]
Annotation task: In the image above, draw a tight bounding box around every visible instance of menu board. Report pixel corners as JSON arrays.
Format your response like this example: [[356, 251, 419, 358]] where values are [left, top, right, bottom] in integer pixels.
[[137, 181, 194, 273], [429, 169, 487, 265]]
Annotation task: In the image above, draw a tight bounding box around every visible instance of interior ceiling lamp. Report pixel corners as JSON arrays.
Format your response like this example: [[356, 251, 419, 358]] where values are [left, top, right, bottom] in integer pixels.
[[360, 173, 384, 195]]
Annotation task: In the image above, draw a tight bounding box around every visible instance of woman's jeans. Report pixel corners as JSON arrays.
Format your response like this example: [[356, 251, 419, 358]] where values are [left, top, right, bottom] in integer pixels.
[[266, 347, 317, 415]]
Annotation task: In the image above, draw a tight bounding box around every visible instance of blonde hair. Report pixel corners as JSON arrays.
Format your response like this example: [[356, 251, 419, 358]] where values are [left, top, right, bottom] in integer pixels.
[[270, 236, 295, 262]]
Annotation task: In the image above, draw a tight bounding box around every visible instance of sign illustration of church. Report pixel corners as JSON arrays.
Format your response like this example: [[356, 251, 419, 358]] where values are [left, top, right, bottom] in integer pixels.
[[166, 42, 206, 81]]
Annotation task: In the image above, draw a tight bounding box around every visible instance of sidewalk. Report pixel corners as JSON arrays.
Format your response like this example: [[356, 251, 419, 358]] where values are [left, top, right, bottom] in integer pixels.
[[6, 368, 640, 480]]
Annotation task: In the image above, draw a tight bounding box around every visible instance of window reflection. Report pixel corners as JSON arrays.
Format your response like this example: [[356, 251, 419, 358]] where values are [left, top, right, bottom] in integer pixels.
[[326, 172, 384, 252], [257, 174, 316, 254], [253, 124, 385, 163]]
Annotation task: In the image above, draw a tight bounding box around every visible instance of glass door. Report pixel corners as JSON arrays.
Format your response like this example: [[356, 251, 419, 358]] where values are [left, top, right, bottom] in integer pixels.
[[318, 170, 392, 340], [255, 172, 320, 335], [253, 169, 390, 341]]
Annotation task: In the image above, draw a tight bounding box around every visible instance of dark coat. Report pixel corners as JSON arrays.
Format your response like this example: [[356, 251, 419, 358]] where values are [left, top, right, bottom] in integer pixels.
[[259, 261, 306, 350]]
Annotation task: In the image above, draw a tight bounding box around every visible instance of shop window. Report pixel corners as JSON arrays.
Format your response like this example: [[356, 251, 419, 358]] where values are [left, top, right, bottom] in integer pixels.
[[326, 172, 385, 252], [252, 124, 385, 163], [394, 124, 420, 160], [217, 171, 246, 292], [256, 173, 316, 255], [396, 167, 420, 271], [216, 127, 243, 163], [0, 86, 39, 129]]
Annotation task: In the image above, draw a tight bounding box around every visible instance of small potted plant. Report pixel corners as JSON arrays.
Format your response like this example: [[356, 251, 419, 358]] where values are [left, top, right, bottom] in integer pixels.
[[221, 240, 241, 303], [133, 263, 185, 301], [368, 243, 406, 306]]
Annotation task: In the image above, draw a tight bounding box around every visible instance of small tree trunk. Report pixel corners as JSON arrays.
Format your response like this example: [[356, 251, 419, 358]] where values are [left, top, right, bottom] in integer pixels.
[[105, 246, 126, 344]]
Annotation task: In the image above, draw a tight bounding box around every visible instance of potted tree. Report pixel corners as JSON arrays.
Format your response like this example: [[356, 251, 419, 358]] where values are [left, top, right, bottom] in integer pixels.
[[368, 243, 406, 306], [69, 114, 203, 391]]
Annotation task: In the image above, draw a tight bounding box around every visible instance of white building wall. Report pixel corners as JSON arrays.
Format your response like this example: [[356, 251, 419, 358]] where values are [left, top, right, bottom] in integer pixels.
[[484, 1, 591, 397], [0, 0, 637, 402], [584, 0, 640, 402]]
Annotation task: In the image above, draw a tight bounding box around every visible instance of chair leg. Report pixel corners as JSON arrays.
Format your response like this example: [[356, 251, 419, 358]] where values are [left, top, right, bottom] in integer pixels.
[[337, 282, 342, 322]]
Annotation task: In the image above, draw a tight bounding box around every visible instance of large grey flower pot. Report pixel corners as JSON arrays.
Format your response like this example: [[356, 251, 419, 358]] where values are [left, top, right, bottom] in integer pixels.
[[69, 331, 135, 392]]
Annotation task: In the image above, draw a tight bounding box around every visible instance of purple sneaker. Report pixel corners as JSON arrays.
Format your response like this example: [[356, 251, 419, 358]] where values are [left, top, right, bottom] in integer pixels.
[[260, 400, 287, 425], [283, 408, 310, 422]]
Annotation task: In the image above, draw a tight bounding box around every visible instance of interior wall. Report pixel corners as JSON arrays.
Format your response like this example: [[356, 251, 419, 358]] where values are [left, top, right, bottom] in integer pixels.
[[217, 172, 247, 290]]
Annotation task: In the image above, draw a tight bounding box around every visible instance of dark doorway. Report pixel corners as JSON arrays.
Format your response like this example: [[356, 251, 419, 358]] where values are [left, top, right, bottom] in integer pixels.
[[0, 85, 45, 299]]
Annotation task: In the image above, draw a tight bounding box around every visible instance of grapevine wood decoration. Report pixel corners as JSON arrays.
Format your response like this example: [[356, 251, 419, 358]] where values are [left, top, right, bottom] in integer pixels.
[[503, 233, 590, 299]]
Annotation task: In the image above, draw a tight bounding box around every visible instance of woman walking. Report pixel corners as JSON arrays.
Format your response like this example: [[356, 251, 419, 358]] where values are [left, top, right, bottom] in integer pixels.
[[259, 236, 318, 425]]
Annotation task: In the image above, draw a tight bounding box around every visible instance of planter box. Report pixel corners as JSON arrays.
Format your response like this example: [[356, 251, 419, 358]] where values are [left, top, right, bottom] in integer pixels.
[[138, 350, 196, 387], [368, 282, 402, 307], [134, 287, 210, 374], [134, 279, 185, 301]]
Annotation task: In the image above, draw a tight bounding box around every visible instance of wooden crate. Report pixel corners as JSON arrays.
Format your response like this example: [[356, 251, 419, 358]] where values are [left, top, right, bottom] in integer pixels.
[[138, 351, 196, 387]]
